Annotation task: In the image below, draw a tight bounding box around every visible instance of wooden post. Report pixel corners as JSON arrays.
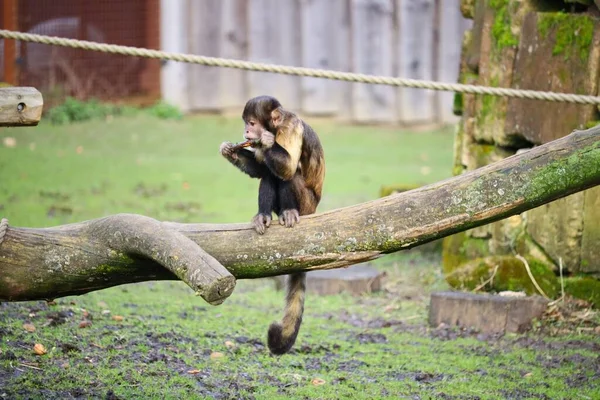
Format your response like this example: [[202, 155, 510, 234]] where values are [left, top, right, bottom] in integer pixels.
[[141, 0, 161, 99], [0, 87, 44, 127], [2, 0, 18, 85]]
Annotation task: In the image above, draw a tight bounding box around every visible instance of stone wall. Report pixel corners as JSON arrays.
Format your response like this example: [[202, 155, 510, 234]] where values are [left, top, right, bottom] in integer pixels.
[[444, 0, 600, 306]]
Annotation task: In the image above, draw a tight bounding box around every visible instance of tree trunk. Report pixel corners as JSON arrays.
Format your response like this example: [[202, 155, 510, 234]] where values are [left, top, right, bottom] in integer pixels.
[[1, 125, 599, 304]]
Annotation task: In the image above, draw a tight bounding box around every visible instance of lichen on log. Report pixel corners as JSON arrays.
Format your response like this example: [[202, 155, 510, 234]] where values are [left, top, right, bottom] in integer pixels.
[[0, 126, 599, 303]]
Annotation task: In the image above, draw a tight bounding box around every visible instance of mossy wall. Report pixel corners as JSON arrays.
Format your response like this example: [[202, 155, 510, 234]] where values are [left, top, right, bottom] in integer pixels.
[[447, 0, 600, 306]]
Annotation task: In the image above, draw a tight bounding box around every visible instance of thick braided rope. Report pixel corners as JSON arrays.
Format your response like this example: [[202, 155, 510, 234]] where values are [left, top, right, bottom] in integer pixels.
[[2, 29, 600, 105], [0, 218, 8, 246]]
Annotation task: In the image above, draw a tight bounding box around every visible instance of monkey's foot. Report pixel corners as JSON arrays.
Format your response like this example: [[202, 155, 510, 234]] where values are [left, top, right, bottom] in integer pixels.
[[252, 213, 272, 235], [279, 209, 300, 228]]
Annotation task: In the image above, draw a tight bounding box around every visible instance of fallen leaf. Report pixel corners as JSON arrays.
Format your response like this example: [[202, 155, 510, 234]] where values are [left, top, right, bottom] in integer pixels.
[[187, 369, 201, 374], [79, 320, 92, 328], [76, 146, 84, 154], [224, 340, 236, 349], [3, 137, 16, 148], [384, 304, 398, 313], [23, 323, 36, 333], [523, 372, 532, 378], [112, 315, 124, 322], [311, 378, 326, 386], [46, 300, 57, 306], [82, 310, 90, 318], [101, 310, 111, 315], [33, 343, 47, 355], [210, 351, 224, 360], [182, 182, 190, 190]]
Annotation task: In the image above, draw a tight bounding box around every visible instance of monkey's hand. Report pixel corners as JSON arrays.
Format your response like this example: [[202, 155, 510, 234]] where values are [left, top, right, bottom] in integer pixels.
[[279, 209, 300, 228], [260, 131, 276, 149], [220, 141, 238, 160], [252, 213, 272, 235]]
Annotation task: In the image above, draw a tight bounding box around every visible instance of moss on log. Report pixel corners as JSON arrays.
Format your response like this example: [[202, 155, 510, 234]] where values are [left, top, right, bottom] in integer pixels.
[[1, 126, 599, 303]]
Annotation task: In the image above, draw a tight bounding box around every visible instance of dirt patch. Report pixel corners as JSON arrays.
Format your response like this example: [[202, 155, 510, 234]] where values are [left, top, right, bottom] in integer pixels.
[[389, 371, 449, 384], [354, 332, 388, 344]]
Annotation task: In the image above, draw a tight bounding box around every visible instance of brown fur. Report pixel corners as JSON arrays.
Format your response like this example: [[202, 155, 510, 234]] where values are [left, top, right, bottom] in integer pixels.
[[235, 96, 325, 355]]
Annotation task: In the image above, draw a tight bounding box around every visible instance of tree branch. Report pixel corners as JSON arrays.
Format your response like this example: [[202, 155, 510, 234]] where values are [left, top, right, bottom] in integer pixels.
[[1, 126, 599, 303], [85, 214, 235, 305]]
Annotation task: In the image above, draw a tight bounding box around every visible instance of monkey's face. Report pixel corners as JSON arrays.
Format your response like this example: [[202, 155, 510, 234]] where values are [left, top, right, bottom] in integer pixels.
[[244, 118, 265, 142]]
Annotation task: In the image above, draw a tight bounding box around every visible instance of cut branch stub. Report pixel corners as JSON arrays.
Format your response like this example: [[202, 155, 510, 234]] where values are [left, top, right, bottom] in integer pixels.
[[0, 87, 44, 127], [85, 214, 235, 305]]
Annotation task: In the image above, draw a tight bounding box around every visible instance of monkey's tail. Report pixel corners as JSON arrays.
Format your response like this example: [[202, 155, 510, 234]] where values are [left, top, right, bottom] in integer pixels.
[[267, 272, 306, 355]]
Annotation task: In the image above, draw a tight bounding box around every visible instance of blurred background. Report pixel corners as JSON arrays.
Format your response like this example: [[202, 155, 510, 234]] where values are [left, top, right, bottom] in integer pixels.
[[0, 0, 471, 125]]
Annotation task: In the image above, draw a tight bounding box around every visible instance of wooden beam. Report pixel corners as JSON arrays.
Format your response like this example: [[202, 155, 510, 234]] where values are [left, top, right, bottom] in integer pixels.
[[0, 87, 44, 126], [2, 0, 18, 85]]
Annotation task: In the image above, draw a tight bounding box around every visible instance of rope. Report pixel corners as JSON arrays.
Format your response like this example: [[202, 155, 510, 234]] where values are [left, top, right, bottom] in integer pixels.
[[0, 218, 8, 246], [1, 29, 600, 105]]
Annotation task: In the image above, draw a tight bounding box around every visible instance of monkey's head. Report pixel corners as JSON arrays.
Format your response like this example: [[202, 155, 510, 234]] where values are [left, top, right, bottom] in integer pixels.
[[242, 95, 282, 141]]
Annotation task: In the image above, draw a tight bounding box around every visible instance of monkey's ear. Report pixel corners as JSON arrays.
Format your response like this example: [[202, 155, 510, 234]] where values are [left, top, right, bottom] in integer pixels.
[[271, 109, 282, 128]]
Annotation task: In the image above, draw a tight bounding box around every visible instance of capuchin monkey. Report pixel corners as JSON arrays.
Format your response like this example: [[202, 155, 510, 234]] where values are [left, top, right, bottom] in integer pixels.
[[219, 95, 325, 355]]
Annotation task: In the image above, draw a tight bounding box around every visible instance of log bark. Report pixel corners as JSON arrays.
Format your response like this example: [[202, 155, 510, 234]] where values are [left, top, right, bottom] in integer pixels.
[[1, 126, 599, 303]]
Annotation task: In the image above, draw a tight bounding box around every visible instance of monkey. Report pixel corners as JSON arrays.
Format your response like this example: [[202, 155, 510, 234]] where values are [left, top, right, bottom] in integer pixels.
[[219, 95, 325, 355]]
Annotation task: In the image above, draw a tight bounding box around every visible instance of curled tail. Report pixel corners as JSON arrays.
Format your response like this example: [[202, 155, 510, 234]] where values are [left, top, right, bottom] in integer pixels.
[[267, 272, 306, 355]]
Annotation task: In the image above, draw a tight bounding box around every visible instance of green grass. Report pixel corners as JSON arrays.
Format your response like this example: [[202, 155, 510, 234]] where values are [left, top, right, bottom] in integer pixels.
[[0, 114, 452, 227], [1, 114, 599, 399]]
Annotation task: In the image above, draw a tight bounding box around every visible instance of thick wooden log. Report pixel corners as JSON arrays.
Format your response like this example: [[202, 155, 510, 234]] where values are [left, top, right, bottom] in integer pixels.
[[0, 87, 43, 126], [0, 126, 599, 303]]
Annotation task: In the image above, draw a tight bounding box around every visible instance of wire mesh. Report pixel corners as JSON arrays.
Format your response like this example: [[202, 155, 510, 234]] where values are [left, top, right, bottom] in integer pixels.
[[1, 0, 160, 106]]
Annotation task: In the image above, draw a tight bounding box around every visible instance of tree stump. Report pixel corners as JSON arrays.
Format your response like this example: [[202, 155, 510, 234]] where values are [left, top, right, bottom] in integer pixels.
[[429, 291, 549, 333], [273, 263, 386, 296]]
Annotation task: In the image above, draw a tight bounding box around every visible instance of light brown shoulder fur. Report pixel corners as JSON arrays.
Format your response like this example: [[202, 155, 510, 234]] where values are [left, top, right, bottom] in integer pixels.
[[272, 109, 303, 181]]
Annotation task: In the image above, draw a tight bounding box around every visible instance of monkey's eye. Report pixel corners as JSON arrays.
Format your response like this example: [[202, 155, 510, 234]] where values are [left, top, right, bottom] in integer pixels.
[[249, 121, 256, 127]]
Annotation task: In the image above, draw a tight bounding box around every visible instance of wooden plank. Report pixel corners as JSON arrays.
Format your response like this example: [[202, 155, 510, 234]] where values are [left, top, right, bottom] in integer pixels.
[[159, 0, 190, 111], [351, 0, 397, 123], [246, 0, 301, 111], [2, 0, 18, 85], [300, 0, 339, 116], [436, 0, 470, 124], [331, 0, 354, 121], [187, 0, 222, 111], [219, 0, 248, 111], [397, 0, 436, 124], [0, 87, 44, 127], [429, 291, 549, 333]]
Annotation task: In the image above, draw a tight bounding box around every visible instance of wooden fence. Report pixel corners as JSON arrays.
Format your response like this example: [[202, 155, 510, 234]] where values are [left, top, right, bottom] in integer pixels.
[[161, 0, 472, 125]]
